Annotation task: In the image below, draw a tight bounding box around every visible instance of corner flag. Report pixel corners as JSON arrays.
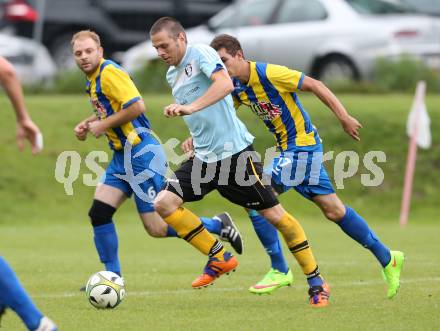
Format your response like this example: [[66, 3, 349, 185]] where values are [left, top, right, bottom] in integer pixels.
[[406, 82, 431, 149], [400, 81, 431, 226]]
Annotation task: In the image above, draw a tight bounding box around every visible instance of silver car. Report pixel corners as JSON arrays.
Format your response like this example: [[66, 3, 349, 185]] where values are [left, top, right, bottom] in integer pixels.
[[0, 32, 56, 84], [122, 0, 440, 81]]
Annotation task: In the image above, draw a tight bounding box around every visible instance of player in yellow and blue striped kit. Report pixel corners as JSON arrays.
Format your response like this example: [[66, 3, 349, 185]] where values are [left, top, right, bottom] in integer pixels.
[[210, 34, 405, 303]]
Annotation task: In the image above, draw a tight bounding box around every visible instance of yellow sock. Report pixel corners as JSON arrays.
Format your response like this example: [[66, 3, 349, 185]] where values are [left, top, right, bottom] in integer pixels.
[[164, 207, 225, 260], [275, 212, 318, 275]]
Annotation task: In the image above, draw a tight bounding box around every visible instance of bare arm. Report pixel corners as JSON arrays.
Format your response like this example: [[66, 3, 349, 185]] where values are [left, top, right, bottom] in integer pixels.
[[0, 56, 42, 153], [164, 69, 234, 117], [301, 76, 362, 140], [0, 57, 27, 121], [88, 99, 145, 137]]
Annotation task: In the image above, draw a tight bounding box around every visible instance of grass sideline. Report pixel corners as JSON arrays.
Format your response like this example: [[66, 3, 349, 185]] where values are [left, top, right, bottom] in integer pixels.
[[0, 93, 439, 330]]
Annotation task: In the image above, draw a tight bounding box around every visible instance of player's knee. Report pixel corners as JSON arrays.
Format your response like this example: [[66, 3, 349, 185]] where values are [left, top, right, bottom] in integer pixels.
[[88, 199, 116, 227], [152, 198, 167, 216], [153, 191, 179, 217], [259, 205, 285, 225], [323, 206, 345, 222]]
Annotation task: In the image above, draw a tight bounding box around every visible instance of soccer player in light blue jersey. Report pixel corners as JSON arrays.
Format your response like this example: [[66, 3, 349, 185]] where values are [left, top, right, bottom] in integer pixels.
[[0, 56, 57, 331], [150, 17, 330, 306], [210, 34, 404, 300]]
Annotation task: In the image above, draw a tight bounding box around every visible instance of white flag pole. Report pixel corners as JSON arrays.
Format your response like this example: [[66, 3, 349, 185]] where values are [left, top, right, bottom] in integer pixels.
[[399, 81, 426, 227]]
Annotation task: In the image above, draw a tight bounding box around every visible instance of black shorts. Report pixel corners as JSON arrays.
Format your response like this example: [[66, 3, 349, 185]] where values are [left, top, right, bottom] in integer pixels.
[[164, 145, 279, 210]]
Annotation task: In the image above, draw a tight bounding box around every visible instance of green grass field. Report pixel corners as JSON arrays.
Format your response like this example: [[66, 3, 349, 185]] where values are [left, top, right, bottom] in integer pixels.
[[0, 93, 439, 330]]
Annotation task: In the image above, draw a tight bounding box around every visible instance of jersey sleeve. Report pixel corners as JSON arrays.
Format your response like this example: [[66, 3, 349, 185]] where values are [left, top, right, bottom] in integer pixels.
[[266, 64, 305, 93], [101, 65, 142, 110], [195, 44, 225, 79]]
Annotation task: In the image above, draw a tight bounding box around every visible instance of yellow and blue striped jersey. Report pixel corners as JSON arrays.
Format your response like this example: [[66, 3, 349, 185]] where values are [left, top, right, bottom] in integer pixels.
[[86, 59, 150, 151], [232, 62, 320, 151]]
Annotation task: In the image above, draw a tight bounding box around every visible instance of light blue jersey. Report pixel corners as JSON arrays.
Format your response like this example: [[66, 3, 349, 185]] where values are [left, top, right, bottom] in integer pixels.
[[166, 44, 254, 162]]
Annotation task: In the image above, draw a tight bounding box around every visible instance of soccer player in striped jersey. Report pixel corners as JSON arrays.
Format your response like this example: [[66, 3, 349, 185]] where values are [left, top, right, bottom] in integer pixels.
[[0, 56, 57, 330], [210, 34, 405, 300], [71, 30, 242, 287]]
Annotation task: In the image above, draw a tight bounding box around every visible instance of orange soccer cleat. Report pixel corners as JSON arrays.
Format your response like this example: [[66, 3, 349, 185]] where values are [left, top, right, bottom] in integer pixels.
[[308, 282, 330, 307], [192, 252, 238, 288]]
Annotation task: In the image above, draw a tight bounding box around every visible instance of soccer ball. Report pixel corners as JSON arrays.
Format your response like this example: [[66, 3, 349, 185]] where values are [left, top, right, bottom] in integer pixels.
[[85, 271, 125, 309]]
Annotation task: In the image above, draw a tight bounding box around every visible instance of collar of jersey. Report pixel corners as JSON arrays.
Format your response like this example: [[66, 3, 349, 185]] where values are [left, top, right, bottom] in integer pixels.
[[246, 61, 257, 88], [87, 58, 106, 81]]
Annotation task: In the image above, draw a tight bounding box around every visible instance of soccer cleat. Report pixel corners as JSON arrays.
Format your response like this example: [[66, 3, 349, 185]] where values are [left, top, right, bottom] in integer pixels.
[[382, 250, 405, 299], [216, 212, 243, 255], [192, 252, 238, 288], [308, 282, 330, 307], [249, 268, 293, 295], [35, 316, 58, 331]]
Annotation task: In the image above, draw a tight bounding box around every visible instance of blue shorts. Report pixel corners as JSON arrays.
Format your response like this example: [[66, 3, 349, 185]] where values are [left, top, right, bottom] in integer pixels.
[[264, 144, 335, 200], [101, 136, 167, 213]]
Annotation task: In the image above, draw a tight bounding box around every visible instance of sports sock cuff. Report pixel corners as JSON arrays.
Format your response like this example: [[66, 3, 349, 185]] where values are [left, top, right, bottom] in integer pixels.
[[166, 225, 179, 237], [163, 207, 186, 228], [339, 205, 354, 224], [93, 221, 116, 234], [248, 209, 259, 217]]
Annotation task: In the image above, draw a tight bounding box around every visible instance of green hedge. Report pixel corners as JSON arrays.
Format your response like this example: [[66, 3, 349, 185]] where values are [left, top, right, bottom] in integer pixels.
[[327, 55, 440, 93], [24, 55, 440, 95]]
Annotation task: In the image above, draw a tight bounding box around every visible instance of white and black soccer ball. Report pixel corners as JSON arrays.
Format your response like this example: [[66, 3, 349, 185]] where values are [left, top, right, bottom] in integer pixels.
[[85, 271, 125, 309]]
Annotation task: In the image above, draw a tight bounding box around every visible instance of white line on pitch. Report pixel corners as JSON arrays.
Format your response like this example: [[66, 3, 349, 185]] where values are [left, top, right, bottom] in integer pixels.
[[33, 277, 440, 299]]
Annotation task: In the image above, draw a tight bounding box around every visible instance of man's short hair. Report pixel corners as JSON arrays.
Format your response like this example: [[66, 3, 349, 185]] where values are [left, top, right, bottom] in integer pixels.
[[71, 30, 101, 48], [150, 16, 186, 40], [210, 34, 243, 57]]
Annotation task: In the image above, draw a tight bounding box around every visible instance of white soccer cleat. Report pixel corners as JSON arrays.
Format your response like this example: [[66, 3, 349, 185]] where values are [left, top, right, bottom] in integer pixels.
[[35, 316, 57, 331]]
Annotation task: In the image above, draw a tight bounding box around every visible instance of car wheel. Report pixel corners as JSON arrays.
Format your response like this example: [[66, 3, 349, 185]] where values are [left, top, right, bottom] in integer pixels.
[[50, 33, 77, 71], [316, 55, 359, 83]]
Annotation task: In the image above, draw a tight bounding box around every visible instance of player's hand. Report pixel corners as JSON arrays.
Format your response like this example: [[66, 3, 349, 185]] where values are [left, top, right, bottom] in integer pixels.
[[181, 136, 194, 157], [341, 115, 362, 141], [164, 104, 193, 117], [74, 121, 89, 141], [16, 118, 43, 154], [88, 121, 106, 138]]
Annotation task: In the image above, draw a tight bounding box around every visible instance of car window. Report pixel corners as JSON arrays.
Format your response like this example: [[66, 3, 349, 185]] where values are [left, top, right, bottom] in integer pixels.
[[400, 0, 440, 16], [345, 0, 408, 14], [275, 0, 327, 24], [209, 0, 280, 29]]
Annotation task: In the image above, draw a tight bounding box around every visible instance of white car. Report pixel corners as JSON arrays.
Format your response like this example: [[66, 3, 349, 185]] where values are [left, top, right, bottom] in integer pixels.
[[122, 0, 440, 81], [0, 32, 57, 84]]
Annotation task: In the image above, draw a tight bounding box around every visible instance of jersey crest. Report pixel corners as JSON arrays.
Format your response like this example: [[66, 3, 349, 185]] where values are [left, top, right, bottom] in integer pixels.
[[250, 101, 281, 121]]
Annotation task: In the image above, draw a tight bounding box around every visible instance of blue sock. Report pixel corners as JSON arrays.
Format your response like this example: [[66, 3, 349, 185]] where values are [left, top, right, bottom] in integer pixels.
[[166, 225, 178, 237], [200, 217, 222, 235], [307, 276, 324, 287], [93, 222, 121, 276], [0, 257, 43, 330], [165, 217, 221, 237], [337, 206, 391, 267], [249, 210, 289, 274]]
